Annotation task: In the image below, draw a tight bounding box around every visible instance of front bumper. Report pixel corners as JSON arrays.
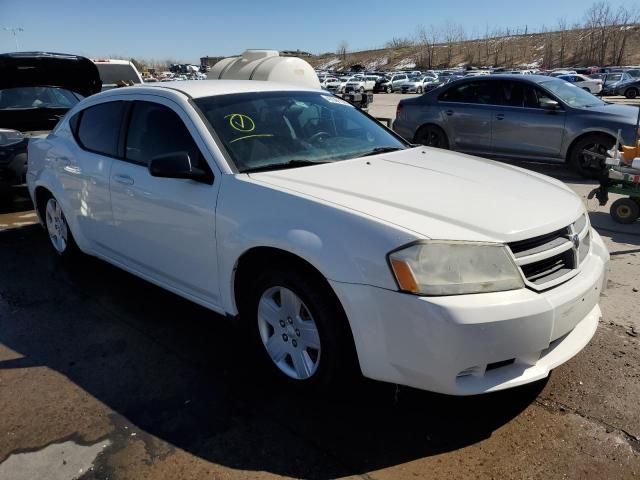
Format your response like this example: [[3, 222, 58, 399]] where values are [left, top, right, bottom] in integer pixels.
[[331, 229, 609, 395]]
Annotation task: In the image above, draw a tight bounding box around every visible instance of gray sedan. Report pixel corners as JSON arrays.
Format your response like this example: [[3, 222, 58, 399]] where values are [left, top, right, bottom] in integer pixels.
[[393, 75, 640, 176]]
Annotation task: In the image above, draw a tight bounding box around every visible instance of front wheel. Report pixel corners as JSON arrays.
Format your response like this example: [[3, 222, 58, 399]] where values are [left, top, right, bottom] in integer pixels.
[[569, 134, 614, 178], [610, 198, 640, 224], [417, 86, 423, 94], [386, 85, 392, 93], [245, 268, 355, 389], [359, 86, 365, 93], [626, 88, 638, 99]]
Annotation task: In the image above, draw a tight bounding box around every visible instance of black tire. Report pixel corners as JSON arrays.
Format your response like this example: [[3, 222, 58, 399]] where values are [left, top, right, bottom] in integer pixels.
[[625, 87, 638, 99], [610, 198, 640, 224], [414, 124, 449, 149], [359, 86, 365, 94], [417, 86, 423, 94], [242, 267, 356, 390], [582, 87, 591, 92], [39, 192, 79, 259], [568, 133, 614, 178], [386, 85, 392, 93]]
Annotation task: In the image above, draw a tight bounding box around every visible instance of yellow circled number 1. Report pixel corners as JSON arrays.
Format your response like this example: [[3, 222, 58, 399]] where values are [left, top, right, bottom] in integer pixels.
[[225, 113, 255, 132]]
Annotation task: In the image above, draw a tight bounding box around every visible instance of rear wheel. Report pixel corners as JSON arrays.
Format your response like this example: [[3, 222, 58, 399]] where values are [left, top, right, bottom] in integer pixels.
[[42, 195, 78, 258], [359, 86, 365, 94], [610, 198, 640, 224], [386, 85, 392, 93], [414, 125, 449, 149], [569, 133, 614, 178], [625, 87, 639, 99]]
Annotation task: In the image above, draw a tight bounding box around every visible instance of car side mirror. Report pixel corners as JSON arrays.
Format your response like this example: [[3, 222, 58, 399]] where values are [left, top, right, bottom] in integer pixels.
[[149, 152, 213, 184], [540, 98, 560, 111]]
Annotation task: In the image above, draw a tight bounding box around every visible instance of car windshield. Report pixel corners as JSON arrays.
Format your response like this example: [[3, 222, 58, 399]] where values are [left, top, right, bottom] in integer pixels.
[[194, 91, 406, 172], [538, 79, 604, 107], [0, 87, 81, 110]]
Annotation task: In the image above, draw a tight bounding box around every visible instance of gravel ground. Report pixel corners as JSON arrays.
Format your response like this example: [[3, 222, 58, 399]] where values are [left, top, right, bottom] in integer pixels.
[[0, 120, 639, 479]]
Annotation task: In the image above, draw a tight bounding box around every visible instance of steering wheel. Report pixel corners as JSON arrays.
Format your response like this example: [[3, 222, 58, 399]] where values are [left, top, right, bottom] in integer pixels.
[[308, 131, 331, 144]]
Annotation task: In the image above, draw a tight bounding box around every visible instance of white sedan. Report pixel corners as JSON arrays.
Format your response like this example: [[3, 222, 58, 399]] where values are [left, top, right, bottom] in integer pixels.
[[558, 74, 603, 94], [27, 81, 609, 395]]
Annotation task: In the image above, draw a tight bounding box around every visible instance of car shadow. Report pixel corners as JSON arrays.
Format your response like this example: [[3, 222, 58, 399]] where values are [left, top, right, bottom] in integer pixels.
[[0, 186, 33, 215], [589, 211, 640, 248], [0, 225, 546, 479]]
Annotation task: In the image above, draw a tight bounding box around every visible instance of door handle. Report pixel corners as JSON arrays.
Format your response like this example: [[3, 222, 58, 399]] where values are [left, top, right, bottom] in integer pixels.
[[496, 113, 505, 120], [445, 110, 454, 116], [112, 174, 134, 186]]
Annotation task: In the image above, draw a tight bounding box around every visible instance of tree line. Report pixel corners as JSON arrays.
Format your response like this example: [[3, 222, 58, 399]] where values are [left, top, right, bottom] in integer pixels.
[[338, 1, 639, 69]]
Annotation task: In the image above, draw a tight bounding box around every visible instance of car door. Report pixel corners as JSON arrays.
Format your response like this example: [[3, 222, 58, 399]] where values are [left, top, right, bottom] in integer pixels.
[[437, 80, 495, 153], [490, 80, 566, 159], [108, 98, 221, 306], [62, 100, 125, 245], [393, 75, 408, 89]]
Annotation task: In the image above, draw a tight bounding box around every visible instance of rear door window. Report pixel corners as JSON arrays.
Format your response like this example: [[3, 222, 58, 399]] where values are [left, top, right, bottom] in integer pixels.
[[76, 101, 125, 157], [439, 81, 498, 104]]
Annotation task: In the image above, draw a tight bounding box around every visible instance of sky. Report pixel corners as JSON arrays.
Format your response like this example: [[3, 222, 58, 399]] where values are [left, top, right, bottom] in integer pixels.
[[0, 0, 635, 63]]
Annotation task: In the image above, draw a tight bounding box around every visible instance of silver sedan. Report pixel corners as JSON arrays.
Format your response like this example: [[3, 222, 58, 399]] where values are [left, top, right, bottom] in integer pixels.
[[393, 75, 640, 177]]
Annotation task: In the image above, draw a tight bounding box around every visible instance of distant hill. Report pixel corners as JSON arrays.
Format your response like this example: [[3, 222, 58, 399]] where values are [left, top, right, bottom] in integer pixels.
[[307, 24, 640, 71]]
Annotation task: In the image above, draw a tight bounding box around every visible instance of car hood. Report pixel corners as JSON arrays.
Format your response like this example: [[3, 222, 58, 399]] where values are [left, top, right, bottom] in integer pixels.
[[581, 102, 639, 119], [0, 52, 102, 97], [249, 148, 584, 243]]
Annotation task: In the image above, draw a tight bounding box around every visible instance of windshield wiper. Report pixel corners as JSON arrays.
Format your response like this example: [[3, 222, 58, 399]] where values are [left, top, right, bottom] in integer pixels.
[[356, 146, 404, 158], [241, 159, 330, 174]]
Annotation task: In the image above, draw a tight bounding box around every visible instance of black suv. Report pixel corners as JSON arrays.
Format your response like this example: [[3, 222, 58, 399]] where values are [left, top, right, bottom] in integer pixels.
[[0, 52, 101, 200]]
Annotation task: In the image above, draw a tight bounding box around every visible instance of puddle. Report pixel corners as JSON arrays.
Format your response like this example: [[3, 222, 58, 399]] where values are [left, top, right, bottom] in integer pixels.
[[0, 439, 110, 480]]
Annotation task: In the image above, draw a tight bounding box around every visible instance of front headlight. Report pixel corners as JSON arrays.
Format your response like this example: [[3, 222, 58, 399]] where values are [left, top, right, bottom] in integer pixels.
[[0, 129, 24, 147], [388, 241, 524, 296]]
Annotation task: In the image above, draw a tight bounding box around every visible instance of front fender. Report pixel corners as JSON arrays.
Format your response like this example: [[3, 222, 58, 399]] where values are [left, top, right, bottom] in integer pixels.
[[215, 175, 416, 315]]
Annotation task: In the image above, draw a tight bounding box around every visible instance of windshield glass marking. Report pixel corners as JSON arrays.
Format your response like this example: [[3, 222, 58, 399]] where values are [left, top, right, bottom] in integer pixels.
[[230, 133, 275, 143], [225, 113, 256, 132]]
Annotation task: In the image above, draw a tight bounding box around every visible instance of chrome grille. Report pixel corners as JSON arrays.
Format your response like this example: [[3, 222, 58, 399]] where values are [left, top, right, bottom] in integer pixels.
[[508, 214, 590, 291]]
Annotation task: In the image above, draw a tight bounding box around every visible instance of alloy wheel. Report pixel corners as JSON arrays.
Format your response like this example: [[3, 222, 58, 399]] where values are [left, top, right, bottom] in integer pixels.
[[45, 198, 68, 254], [579, 142, 608, 171], [257, 286, 321, 380]]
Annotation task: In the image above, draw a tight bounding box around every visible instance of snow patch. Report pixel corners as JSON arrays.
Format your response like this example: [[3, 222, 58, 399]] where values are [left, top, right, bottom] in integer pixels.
[[317, 57, 342, 70]]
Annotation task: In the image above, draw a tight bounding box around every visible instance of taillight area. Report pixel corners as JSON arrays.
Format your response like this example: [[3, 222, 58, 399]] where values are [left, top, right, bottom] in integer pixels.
[[396, 103, 403, 120]]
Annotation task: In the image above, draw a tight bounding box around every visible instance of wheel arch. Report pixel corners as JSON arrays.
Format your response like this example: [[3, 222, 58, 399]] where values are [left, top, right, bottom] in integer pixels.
[[564, 130, 616, 163], [232, 245, 360, 368], [233, 246, 339, 316]]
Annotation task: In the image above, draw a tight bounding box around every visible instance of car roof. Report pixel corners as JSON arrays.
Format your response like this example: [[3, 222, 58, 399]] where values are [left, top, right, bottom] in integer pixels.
[[452, 74, 558, 84], [93, 80, 321, 99]]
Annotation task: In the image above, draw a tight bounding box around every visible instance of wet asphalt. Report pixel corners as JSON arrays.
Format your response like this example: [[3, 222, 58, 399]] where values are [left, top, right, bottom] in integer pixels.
[[0, 163, 639, 480]]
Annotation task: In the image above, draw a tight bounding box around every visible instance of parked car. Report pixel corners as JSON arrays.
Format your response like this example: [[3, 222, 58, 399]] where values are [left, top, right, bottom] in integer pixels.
[[27, 80, 609, 395], [393, 75, 640, 177], [557, 74, 603, 95], [598, 72, 634, 95], [614, 77, 640, 99], [399, 76, 435, 94], [320, 76, 341, 92], [0, 52, 101, 201], [344, 76, 377, 93], [378, 74, 409, 93], [92, 58, 143, 90]]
